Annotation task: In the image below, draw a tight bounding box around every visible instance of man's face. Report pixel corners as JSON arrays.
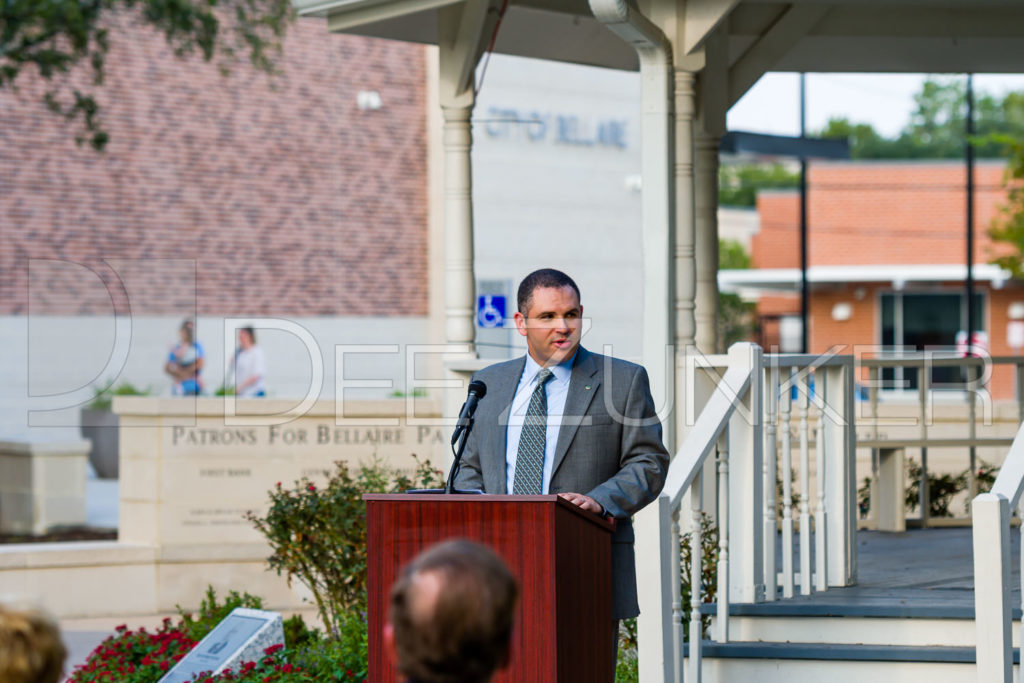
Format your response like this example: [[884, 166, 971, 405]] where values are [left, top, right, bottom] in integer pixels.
[[514, 285, 583, 367]]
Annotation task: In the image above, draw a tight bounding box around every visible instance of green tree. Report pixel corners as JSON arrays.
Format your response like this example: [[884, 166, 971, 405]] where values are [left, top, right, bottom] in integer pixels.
[[821, 77, 1024, 160], [1, 0, 293, 149], [988, 136, 1024, 279], [819, 117, 895, 159], [717, 239, 758, 352], [718, 163, 800, 207]]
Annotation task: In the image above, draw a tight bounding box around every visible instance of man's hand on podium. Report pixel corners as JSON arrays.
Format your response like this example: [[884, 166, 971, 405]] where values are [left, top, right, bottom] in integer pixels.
[[557, 492, 602, 514]]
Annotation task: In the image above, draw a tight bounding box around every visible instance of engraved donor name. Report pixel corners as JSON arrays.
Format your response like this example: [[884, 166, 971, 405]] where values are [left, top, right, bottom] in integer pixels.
[[169, 424, 435, 447], [172, 427, 258, 446]]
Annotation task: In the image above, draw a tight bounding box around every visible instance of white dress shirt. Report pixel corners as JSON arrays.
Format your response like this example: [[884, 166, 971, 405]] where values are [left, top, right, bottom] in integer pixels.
[[233, 346, 266, 397], [505, 352, 575, 494]]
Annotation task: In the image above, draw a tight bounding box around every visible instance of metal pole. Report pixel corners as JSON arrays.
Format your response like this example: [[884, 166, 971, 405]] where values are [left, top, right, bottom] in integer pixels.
[[966, 73, 977, 502], [966, 73, 976, 349], [800, 73, 809, 354]]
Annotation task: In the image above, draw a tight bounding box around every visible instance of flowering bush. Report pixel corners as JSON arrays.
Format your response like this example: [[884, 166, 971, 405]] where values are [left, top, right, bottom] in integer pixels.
[[69, 619, 196, 682], [246, 457, 443, 635], [69, 589, 366, 683]]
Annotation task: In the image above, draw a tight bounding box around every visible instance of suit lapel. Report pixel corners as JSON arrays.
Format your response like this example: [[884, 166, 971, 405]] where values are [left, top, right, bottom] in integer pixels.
[[488, 356, 525, 494], [551, 347, 600, 479]]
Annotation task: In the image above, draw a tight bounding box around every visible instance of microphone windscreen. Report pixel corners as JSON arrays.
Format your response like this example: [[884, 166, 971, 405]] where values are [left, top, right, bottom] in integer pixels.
[[468, 380, 487, 398]]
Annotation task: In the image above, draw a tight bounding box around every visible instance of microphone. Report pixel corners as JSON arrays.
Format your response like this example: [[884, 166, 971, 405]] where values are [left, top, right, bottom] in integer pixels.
[[451, 380, 487, 445]]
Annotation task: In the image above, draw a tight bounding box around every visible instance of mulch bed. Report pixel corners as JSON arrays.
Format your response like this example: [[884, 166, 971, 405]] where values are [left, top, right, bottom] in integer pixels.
[[0, 527, 117, 544]]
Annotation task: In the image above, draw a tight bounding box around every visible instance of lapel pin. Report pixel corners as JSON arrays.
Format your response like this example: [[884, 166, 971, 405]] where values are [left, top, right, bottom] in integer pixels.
[[585, 384, 591, 390]]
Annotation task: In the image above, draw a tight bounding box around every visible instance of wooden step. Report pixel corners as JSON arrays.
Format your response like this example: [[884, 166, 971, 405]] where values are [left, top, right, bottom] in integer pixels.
[[685, 641, 1019, 683], [701, 601, 1022, 648]]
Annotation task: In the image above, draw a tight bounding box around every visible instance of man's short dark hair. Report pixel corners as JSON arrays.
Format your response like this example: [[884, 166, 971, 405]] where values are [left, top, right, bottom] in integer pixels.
[[240, 326, 256, 343], [389, 540, 519, 683], [517, 268, 581, 315]]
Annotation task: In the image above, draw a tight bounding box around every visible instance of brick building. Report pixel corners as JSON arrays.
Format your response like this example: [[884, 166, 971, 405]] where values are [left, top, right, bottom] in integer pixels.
[[721, 160, 1024, 398], [0, 16, 434, 438], [0, 16, 653, 441]]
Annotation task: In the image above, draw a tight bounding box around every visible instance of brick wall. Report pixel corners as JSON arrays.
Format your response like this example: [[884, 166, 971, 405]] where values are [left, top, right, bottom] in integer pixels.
[[753, 160, 1012, 269], [0, 15, 428, 317], [751, 161, 1024, 398]]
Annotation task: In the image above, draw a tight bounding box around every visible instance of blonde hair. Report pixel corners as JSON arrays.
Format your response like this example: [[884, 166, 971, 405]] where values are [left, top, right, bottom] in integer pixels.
[[0, 605, 67, 683]]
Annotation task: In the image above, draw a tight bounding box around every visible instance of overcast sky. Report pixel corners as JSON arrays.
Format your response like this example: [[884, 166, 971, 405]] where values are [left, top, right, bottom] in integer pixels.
[[727, 73, 1024, 139]]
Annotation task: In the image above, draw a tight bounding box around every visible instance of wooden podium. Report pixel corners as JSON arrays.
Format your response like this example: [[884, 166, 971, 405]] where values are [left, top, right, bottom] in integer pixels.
[[365, 494, 615, 682]]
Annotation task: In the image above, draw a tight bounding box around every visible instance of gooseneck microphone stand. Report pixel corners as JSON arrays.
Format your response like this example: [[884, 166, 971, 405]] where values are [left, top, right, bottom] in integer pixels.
[[444, 415, 478, 494]]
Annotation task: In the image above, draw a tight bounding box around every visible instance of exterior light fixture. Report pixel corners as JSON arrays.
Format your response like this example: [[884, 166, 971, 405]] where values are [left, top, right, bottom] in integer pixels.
[[831, 302, 853, 322], [357, 90, 383, 111]]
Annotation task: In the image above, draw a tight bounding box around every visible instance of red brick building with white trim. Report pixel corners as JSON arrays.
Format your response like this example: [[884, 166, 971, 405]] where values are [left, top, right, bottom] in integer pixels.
[[722, 160, 1024, 399]]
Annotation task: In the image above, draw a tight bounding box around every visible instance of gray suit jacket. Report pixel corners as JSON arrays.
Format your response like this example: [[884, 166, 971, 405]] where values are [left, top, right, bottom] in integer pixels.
[[453, 346, 670, 619]]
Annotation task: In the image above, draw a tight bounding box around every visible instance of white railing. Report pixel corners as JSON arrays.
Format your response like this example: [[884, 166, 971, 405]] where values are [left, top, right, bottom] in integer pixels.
[[972, 420, 1024, 682], [861, 354, 1022, 528], [638, 343, 857, 683]]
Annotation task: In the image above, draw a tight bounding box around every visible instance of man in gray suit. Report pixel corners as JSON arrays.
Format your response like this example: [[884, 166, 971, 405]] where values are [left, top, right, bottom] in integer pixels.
[[454, 268, 670, 622]]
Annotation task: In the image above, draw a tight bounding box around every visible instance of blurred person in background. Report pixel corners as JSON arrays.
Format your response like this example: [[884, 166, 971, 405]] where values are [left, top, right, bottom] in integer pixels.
[[165, 319, 204, 395], [0, 605, 67, 683], [231, 326, 266, 397]]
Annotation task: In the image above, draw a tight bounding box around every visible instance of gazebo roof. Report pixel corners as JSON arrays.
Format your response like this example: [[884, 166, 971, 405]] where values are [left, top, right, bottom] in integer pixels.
[[293, 0, 1024, 83]]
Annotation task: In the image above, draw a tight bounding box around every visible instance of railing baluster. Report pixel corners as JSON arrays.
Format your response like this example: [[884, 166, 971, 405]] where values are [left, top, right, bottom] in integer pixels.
[[764, 361, 779, 602], [799, 368, 812, 595], [815, 370, 828, 592], [717, 432, 730, 642], [670, 508, 684, 683], [1019, 500, 1024, 670], [781, 367, 795, 598], [869, 364, 880, 529], [688, 478, 702, 683]]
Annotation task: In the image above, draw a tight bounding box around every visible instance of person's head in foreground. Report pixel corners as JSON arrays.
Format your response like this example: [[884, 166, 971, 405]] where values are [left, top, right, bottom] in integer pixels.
[[385, 540, 519, 683], [0, 605, 67, 683]]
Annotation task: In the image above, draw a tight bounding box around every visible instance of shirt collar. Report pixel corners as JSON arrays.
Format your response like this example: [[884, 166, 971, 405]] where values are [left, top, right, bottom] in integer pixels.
[[524, 350, 576, 386]]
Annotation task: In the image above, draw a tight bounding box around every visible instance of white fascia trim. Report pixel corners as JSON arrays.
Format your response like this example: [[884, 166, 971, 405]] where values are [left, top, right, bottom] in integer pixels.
[[718, 263, 1013, 293], [293, 0, 450, 20]]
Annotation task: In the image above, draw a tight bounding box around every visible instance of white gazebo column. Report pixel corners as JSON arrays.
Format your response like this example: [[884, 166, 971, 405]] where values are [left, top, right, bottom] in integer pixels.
[[694, 30, 729, 355], [674, 67, 697, 357], [436, 0, 500, 350], [694, 133, 720, 353], [440, 101, 476, 348], [436, 1, 501, 460]]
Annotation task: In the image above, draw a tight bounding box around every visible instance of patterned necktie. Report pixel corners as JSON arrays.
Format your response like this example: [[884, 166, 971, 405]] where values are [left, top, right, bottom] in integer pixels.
[[513, 368, 554, 495]]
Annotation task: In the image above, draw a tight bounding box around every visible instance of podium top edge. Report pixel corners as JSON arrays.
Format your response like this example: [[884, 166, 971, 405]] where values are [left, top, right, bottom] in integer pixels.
[[362, 494, 616, 532]]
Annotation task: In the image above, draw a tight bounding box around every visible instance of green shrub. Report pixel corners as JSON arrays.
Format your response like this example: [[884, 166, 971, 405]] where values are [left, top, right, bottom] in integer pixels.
[[615, 618, 638, 682], [176, 587, 263, 641], [246, 458, 443, 636], [681, 512, 719, 639], [87, 379, 151, 411], [857, 458, 998, 518], [289, 614, 368, 681]]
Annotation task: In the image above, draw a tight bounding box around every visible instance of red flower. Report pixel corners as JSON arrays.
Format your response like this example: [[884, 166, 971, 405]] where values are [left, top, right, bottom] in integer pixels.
[[306, 483, 316, 492], [264, 643, 285, 655]]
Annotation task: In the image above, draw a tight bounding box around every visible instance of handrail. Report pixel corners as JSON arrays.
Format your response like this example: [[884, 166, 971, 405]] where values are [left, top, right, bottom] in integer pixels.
[[663, 365, 752, 510], [989, 423, 1024, 509], [640, 344, 857, 682], [971, 417, 1024, 682]]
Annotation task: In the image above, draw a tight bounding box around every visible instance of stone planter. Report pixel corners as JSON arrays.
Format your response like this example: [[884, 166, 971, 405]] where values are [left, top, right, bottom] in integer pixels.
[[80, 408, 120, 479]]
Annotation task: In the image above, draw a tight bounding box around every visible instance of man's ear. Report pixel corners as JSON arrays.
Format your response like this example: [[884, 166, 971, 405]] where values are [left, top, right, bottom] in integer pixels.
[[513, 311, 528, 338], [384, 623, 399, 666]]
